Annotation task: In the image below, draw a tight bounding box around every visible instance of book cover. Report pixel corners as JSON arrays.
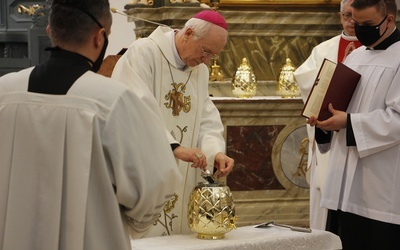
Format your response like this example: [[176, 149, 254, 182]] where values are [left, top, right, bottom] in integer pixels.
[[302, 58, 361, 121]]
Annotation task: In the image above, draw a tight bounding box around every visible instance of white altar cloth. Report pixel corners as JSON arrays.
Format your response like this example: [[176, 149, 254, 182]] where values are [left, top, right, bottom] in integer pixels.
[[131, 225, 342, 250], [210, 96, 302, 101]]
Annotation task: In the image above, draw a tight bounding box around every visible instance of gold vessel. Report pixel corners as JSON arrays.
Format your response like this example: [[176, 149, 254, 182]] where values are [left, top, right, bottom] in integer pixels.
[[188, 182, 237, 239], [276, 58, 300, 98], [231, 57, 257, 98]]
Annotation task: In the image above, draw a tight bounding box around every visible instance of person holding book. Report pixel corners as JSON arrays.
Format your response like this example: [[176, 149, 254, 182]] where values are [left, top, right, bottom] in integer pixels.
[[293, 0, 361, 230], [307, 0, 400, 248]]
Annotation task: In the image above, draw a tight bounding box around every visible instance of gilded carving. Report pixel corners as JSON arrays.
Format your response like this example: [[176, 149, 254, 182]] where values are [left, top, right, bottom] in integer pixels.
[[18, 4, 44, 16], [293, 137, 309, 178]]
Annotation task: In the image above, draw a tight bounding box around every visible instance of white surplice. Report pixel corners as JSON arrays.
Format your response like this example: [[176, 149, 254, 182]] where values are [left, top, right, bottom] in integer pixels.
[[293, 35, 341, 230], [321, 40, 400, 225], [294, 33, 359, 230], [112, 26, 226, 236], [0, 68, 181, 250]]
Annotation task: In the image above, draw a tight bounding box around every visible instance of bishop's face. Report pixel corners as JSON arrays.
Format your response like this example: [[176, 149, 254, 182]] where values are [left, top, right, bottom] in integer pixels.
[[179, 26, 227, 67]]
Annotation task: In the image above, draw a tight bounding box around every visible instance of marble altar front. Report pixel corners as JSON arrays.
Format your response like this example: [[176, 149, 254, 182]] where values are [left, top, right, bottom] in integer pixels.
[[211, 96, 308, 227]]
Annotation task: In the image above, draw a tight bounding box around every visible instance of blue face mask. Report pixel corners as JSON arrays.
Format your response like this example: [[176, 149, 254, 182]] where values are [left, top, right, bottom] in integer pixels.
[[354, 15, 388, 46]]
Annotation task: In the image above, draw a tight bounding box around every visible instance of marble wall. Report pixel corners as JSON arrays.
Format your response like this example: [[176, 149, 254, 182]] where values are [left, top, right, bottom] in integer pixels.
[[125, 5, 342, 81], [125, 4, 400, 81], [215, 9, 342, 81]]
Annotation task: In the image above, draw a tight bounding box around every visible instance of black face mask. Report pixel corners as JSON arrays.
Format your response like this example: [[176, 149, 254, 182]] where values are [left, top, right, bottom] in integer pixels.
[[91, 32, 108, 72], [354, 15, 388, 46]]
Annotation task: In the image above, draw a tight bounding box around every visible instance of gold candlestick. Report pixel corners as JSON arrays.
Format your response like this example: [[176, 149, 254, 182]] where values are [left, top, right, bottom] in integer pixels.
[[209, 58, 224, 81]]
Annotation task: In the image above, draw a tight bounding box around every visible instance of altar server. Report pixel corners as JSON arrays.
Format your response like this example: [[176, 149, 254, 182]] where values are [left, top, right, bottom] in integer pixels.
[[112, 10, 234, 236], [307, 0, 400, 248], [294, 0, 361, 230], [0, 0, 181, 249]]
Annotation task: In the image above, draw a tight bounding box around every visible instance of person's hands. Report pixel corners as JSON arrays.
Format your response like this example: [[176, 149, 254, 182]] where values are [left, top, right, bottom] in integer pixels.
[[306, 116, 318, 127], [173, 146, 207, 170], [306, 103, 347, 131], [343, 42, 356, 62], [213, 152, 234, 178]]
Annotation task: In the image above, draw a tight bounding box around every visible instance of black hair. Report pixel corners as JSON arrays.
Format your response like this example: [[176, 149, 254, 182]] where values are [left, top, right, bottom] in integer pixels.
[[352, 0, 397, 17], [49, 0, 111, 45]]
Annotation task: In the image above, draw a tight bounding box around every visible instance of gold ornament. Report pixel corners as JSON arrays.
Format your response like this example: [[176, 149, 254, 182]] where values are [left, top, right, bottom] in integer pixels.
[[277, 58, 300, 98], [18, 4, 44, 16], [188, 182, 237, 239], [231, 58, 257, 98], [209, 58, 224, 81]]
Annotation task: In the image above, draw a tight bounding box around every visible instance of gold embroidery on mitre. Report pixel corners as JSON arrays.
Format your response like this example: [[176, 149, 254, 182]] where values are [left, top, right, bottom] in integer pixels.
[[164, 82, 191, 116]]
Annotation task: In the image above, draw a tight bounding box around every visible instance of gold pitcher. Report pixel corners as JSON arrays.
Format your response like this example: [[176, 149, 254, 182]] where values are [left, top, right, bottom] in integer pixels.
[[188, 181, 237, 239]]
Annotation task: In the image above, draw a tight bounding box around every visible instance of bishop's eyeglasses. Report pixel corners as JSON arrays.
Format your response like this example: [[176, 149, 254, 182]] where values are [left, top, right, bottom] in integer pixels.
[[199, 44, 218, 60], [341, 12, 353, 21]]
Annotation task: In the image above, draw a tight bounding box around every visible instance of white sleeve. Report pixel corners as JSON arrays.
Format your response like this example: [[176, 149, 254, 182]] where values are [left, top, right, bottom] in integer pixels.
[[102, 89, 182, 237], [294, 37, 339, 103], [293, 47, 321, 103]]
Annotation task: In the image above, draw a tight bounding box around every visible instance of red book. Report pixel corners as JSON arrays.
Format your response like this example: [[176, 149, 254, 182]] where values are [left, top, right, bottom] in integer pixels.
[[302, 58, 361, 121]]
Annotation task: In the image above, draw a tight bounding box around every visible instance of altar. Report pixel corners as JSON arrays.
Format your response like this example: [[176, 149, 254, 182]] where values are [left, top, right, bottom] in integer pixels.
[[130, 225, 342, 250]]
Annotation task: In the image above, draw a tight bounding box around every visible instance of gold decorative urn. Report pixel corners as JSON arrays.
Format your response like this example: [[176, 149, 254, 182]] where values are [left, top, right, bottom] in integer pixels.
[[188, 182, 237, 239], [231, 57, 257, 98], [276, 58, 300, 98]]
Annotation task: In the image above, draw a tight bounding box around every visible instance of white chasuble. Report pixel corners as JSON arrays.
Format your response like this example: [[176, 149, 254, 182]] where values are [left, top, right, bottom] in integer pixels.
[[112, 26, 226, 237]]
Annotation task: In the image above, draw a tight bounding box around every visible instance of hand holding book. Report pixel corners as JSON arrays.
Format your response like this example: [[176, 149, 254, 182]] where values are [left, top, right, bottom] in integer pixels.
[[301, 58, 361, 121], [306, 103, 348, 133]]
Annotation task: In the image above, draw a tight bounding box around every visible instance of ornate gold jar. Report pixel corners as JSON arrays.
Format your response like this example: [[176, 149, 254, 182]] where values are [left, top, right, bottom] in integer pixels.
[[231, 58, 257, 98], [188, 182, 237, 239], [276, 58, 300, 98]]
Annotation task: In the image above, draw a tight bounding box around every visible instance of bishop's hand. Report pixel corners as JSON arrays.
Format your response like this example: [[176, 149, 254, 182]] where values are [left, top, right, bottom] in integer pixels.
[[214, 152, 234, 178], [173, 146, 207, 170]]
